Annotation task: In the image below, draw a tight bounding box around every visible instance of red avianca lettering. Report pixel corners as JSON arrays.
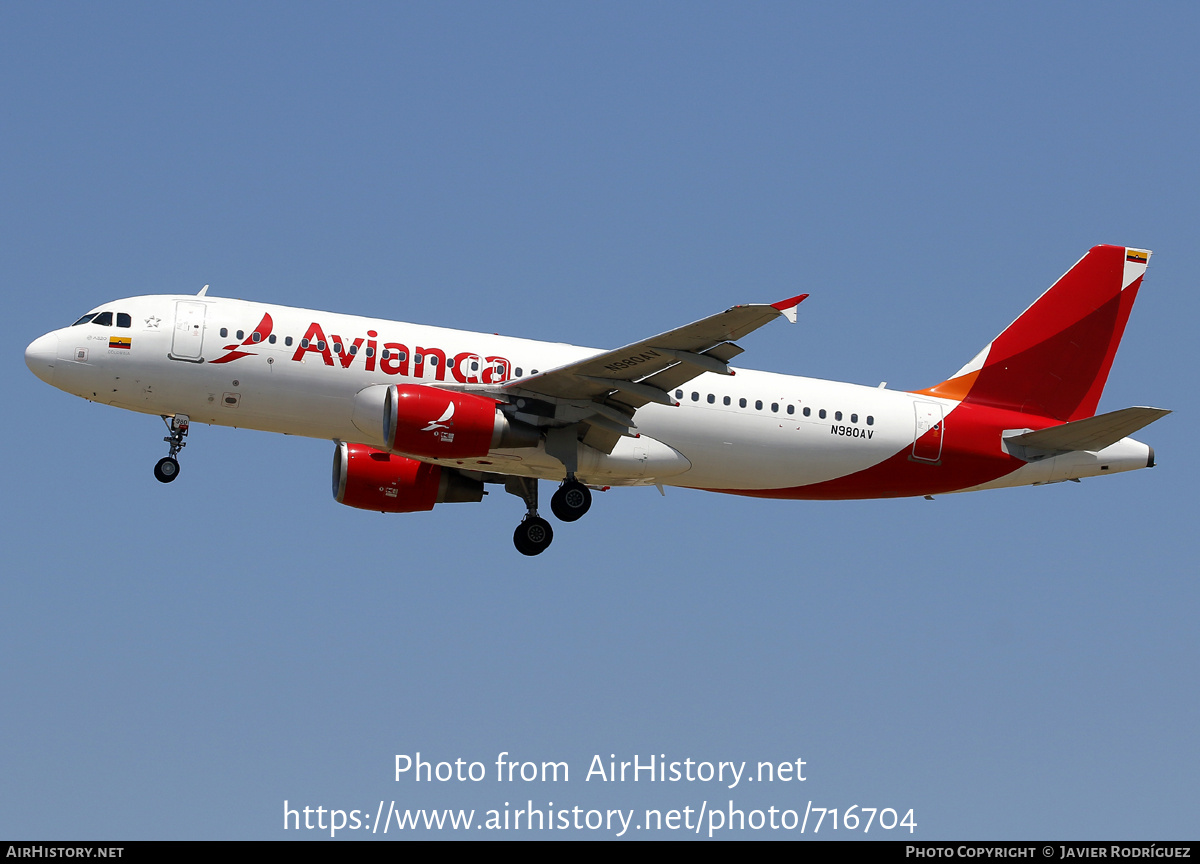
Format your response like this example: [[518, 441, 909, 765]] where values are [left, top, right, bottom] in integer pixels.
[[290, 322, 512, 383]]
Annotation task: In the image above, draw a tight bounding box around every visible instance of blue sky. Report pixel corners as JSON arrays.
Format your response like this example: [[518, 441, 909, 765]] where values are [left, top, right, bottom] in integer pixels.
[[3, 2, 1197, 839]]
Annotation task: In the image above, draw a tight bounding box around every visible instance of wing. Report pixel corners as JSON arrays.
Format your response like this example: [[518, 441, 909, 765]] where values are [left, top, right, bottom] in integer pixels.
[[450, 294, 807, 455]]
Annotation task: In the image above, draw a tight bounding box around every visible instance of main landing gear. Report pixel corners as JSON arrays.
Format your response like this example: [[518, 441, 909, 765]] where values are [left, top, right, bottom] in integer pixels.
[[507, 477, 554, 556], [514, 514, 554, 557], [550, 476, 592, 522], [154, 414, 190, 484], [506, 474, 595, 555]]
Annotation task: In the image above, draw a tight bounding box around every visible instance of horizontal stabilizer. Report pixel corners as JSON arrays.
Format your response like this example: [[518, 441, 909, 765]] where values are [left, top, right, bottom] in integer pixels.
[[1004, 406, 1170, 456]]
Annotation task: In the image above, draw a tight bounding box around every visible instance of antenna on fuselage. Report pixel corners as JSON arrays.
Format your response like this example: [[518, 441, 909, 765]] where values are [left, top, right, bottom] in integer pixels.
[[197, 284, 209, 297]]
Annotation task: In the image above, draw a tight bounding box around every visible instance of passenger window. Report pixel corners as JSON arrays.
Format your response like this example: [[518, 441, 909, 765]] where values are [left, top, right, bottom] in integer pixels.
[[867, 416, 874, 425], [220, 328, 228, 338], [398, 351, 408, 362], [755, 400, 763, 410], [381, 349, 389, 359], [236, 330, 244, 340], [269, 335, 276, 344], [739, 398, 747, 408], [349, 344, 357, 355], [471, 361, 479, 371], [771, 403, 779, 412], [301, 338, 310, 348], [285, 337, 293, 346], [414, 354, 423, 363], [723, 396, 731, 406], [92, 312, 113, 326], [707, 394, 715, 404], [117, 313, 131, 328], [334, 343, 343, 354], [676, 390, 683, 399], [446, 357, 455, 368], [851, 413, 858, 423], [365, 346, 374, 357], [252, 332, 262, 343], [317, 341, 326, 351], [835, 411, 842, 421], [516, 368, 524, 377], [819, 409, 827, 419], [787, 404, 794, 414], [691, 392, 700, 401], [803, 407, 811, 416]]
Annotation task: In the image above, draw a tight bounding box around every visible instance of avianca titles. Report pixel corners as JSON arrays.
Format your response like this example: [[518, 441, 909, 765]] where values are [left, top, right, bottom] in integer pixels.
[[25, 245, 1168, 555]]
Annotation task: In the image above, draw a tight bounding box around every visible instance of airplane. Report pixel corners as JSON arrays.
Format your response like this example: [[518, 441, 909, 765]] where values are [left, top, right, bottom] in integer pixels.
[[24, 244, 1168, 555]]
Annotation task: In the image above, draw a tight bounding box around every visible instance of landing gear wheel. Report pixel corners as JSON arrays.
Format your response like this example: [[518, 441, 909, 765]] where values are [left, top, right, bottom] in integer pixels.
[[550, 479, 592, 522], [154, 456, 180, 483], [513, 516, 554, 556], [156, 414, 190, 485]]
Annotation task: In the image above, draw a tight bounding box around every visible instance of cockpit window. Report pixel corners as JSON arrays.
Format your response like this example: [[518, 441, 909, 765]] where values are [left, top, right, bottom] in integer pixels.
[[91, 311, 113, 326], [117, 312, 131, 328], [72, 314, 98, 326]]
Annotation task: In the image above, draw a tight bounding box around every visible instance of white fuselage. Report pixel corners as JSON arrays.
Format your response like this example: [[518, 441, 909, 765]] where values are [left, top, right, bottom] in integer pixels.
[[25, 293, 1153, 496]]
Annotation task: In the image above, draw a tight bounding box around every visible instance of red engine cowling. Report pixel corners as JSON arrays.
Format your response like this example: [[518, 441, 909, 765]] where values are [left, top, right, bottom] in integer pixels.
[[332, 442, 484, 513], [383, 384, 539, 458]]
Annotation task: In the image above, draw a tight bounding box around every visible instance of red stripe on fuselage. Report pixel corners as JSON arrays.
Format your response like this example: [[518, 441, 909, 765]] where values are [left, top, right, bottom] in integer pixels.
[[706, 402, 1060, 500]]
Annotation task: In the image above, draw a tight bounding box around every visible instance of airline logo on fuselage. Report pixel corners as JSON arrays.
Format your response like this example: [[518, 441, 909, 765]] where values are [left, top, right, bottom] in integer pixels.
[[210, 313, 274, 365], [287, 321, 513, 384]]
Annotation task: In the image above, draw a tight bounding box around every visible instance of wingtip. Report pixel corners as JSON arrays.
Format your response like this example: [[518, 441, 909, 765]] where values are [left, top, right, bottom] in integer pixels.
[[771, 293, 808, 323]]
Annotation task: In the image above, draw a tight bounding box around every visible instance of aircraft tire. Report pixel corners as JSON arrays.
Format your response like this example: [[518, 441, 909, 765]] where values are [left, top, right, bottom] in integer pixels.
[[550, 480, 591, 522], [514, 516, 553, 556], [154, 456, 180, 484]]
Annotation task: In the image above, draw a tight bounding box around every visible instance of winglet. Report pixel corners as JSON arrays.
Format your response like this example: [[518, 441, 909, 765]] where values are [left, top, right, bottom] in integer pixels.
[[197, 284, 210, 297], [771, 293, 808, 323]]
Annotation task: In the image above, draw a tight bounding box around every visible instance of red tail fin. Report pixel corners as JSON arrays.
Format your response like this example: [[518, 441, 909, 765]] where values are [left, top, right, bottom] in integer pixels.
[[915, 245, 1150, 421]]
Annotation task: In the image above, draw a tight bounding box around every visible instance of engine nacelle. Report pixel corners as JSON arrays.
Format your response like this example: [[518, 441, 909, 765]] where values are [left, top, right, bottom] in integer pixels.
[[382, 384, 539, 458], [332, 442, 484, 513]]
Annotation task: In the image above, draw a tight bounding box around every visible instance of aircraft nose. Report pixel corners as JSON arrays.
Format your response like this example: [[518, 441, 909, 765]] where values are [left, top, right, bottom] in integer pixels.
[[25, 332, 59, 385]]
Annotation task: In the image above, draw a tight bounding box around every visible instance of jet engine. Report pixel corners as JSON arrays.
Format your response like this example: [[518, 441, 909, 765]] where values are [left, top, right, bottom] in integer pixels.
[[382, 384, 540, 458], [332, 442, 484, 513]]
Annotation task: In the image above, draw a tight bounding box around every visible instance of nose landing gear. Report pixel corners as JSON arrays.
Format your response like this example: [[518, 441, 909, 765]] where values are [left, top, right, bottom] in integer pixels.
[[153, 456, 179, 483], [154, 414, 190, 484]]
